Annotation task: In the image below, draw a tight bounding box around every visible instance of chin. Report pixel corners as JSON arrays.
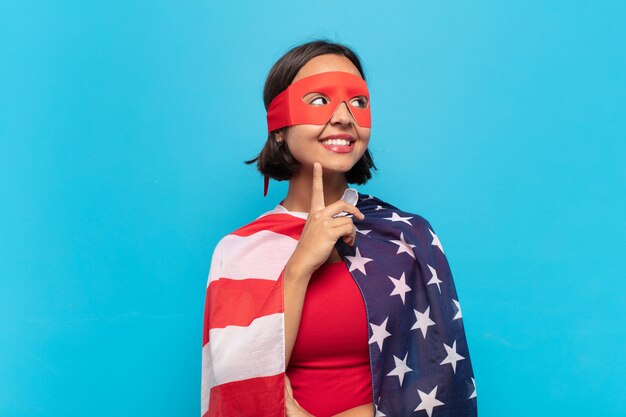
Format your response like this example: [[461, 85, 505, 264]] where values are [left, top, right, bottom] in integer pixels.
[[319, 161, 356, 173]]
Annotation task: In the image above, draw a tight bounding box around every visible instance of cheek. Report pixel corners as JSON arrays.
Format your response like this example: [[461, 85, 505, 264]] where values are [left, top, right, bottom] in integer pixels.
[[358, 128, 371, 146], [286, 125, 324, 145]]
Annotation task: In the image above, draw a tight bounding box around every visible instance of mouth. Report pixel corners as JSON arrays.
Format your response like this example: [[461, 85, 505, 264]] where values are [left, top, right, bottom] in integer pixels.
[[318, 134, 356, 153]]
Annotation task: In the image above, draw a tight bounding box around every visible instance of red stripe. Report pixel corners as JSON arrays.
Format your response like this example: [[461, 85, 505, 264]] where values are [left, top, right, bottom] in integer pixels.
[[231, 214, 304, 239], [203, 272, 285, 345], [204, 373, 285, 417]]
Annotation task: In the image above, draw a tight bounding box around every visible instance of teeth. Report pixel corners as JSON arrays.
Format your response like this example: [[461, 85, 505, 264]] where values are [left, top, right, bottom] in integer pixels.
[[320, 139, 351, 146]]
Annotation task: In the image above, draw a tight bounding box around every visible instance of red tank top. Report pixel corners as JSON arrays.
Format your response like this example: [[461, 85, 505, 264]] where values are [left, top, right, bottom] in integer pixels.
[[286, 260, 373, 417]]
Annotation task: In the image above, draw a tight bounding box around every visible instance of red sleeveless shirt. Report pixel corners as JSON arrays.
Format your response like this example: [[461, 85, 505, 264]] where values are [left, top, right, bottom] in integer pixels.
[[286, 260, 373, 417]]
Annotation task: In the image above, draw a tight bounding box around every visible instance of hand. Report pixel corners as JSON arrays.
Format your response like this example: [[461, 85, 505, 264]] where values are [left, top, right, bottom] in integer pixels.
[[285, 375, 315, 417], [287, 162, 365, 277]]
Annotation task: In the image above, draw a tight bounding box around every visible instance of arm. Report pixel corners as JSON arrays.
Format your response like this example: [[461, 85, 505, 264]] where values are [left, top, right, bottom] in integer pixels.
[[283, 162, 364, 365], [284, 163, 365, 416]]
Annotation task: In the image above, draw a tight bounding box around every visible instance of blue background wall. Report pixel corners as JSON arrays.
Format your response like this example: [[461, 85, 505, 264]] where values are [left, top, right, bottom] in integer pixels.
[[1, 1, 625, 416]]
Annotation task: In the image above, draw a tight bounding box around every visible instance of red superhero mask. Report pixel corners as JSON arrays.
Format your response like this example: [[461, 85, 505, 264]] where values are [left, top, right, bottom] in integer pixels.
[[266, 71, 371, 132]]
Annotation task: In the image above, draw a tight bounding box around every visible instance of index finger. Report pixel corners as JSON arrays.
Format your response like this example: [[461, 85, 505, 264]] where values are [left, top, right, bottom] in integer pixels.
[[310, 162, 325, 212]]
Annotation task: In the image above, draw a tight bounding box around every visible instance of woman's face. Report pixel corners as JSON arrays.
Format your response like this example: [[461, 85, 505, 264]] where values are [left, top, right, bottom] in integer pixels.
[[276, 54, 371, 175]]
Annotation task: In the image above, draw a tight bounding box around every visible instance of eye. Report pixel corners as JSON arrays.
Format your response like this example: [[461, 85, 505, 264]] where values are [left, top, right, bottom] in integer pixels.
[[309, 95, 329, 106], [350, 96, 368, 108], [303, 93, 329, 106]]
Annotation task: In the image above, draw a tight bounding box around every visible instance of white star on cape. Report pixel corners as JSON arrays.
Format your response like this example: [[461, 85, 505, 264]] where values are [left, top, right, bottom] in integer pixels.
[[426, 264, 443, 293], [452, 299, 462, 320], [469, 377, 477, 399], [440, 340, 465, 373], [356, 226, 371, 235], [375, 205, 384, 211], [388, 272, 412, 305], [368, 317, 391, 351], [374, 401, 386, 417], [429, 228, 444, 254], [414, 385, 444, 417], [384, 212, 413, 225], [411, 306, 436, 338], [386, 353, 412, 385], [345, 247, 373, 275], [390, 232, 416, 259]]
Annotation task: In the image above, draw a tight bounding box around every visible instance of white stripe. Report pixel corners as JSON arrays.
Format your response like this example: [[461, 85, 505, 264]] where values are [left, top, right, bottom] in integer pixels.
[[201, 347, 210, 415], [206, 240, 224, 289], [208, 230, 297, 286], [200, 313, 285, 414]]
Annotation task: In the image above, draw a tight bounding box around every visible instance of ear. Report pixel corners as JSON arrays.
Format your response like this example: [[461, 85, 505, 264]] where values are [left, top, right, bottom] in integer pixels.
[[274, 128, 285, 143]]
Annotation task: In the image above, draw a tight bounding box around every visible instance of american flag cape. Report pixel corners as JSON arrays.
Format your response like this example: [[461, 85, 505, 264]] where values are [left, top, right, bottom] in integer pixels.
[[201, 188, 477, 417]]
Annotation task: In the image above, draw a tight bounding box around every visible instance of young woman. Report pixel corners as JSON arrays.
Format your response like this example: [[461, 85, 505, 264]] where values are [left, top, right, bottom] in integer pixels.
[[201, 40, 477, 417]]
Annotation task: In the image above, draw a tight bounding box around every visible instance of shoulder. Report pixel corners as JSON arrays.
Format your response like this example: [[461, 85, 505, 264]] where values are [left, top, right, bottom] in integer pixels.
[[354, 191, 448, 257], [217, 210, 305, 246], [210, 210, 306, 265], [356, 192, 437, 233]]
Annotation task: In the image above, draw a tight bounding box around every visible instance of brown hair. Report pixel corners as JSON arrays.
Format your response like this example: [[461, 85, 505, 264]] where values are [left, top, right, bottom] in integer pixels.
[[244, 39, 377, 184]]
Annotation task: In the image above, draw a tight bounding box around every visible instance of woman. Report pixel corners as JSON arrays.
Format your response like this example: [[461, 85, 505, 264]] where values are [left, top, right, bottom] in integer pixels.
[[201, 40, 477, 417]]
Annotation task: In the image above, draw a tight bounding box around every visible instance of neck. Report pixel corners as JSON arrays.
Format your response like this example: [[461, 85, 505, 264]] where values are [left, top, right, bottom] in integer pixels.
[[281, 166, 348, 213]]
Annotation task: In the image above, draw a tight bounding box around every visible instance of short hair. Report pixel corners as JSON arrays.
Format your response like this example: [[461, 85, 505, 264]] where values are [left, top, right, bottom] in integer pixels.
[[244, 39, 377, 184]]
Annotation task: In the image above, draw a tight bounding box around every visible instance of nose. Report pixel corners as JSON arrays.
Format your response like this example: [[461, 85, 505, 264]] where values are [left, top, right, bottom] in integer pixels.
[[329, 101, 355, 127]]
